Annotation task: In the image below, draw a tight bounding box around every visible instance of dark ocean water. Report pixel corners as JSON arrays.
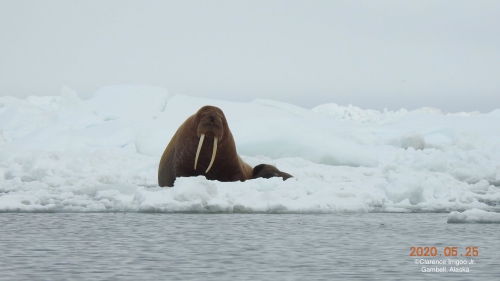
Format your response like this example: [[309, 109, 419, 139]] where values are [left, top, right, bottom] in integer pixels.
[[0, 213, 498, 280]]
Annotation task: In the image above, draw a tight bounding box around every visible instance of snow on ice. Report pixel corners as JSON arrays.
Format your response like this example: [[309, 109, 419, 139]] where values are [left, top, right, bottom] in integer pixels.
[[1, 85, 500, 215]]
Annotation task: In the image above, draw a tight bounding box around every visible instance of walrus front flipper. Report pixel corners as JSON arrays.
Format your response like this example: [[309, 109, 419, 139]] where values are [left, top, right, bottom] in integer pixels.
[[158, 137, 177, 187], [252, 164, 292, 181]]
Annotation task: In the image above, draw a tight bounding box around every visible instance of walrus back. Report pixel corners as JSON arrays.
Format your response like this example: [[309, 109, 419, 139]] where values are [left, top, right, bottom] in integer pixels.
[[238, 156, 254, 180]]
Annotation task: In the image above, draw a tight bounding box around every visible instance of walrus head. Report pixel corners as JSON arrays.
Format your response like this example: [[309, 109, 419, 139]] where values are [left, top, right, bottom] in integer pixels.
[[194, 106, 226, 173]]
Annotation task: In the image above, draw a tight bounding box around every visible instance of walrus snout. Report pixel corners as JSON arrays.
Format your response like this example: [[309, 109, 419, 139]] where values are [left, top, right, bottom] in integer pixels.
[[198, 124, 222, 138], [207, 115, 218, 123]]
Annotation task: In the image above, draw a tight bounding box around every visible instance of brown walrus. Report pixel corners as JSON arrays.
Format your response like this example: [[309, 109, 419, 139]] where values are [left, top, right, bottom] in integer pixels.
[[158, 105, 293, 187], [252, 164, 293, 180]]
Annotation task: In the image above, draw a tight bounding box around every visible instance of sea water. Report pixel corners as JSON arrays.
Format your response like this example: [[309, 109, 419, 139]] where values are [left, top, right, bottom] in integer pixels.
[[1, 213, 498, 280]]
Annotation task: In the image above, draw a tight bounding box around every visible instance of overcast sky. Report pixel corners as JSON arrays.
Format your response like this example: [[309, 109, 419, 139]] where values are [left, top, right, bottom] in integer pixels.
[[1, 0, 499, 112]]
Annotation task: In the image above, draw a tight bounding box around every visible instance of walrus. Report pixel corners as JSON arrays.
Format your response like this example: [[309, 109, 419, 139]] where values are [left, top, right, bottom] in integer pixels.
[[158, 105, 293, 187], [252, 164, 293, 180]]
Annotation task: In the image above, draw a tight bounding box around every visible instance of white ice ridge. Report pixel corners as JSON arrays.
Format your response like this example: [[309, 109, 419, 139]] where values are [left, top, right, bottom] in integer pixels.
[[1, 85, 500, 213], [447, 209, 500, 223], [312, 103, 481, 124]]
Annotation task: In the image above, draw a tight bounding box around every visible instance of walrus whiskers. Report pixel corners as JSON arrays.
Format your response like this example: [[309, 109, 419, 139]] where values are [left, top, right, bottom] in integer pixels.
[[194, 134, 205, 170], [205, 137, 217, 173]]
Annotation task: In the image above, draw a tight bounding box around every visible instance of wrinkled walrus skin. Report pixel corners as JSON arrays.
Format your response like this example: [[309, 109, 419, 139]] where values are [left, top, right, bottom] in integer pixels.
[[158, 105, 293, 187]]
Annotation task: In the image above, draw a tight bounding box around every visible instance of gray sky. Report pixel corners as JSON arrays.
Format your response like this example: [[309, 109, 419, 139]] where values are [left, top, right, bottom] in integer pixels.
[[1, 0, 499, 112]]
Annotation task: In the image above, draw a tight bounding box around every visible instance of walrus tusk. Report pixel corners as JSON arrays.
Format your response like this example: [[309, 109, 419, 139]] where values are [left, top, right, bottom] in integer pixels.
[[194, 134, 205, 170], [205, 137, 217, 173]]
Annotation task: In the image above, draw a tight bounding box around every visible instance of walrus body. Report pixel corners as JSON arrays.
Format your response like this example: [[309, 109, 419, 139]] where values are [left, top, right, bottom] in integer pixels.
[[158, 105, 294, 187], [158, 106, 253, 187]]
